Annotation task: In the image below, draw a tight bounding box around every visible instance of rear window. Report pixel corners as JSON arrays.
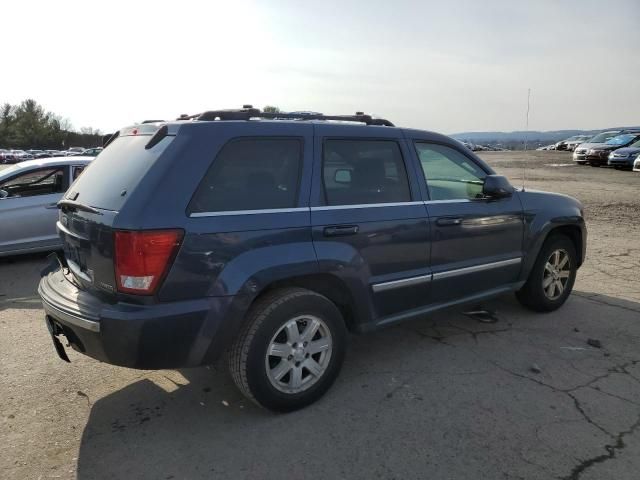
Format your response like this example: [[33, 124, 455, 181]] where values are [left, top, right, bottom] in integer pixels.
[[189, 138, 302, 213], [65, 135, 173, 211]]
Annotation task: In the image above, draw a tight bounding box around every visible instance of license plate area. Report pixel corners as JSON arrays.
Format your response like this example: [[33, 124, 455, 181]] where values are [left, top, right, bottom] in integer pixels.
[[59, 229, 93, 286]]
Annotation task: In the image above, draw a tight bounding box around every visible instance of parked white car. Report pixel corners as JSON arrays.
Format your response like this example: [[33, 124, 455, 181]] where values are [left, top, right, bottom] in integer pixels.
[[634, 156, 640, 172], [0, 157, 92, 256]]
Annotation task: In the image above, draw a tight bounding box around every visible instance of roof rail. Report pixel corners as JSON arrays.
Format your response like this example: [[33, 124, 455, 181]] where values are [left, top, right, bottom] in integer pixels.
[[177, 105, 394, 126]]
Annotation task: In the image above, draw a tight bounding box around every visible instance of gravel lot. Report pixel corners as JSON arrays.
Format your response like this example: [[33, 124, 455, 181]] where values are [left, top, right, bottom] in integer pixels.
[[1, 151, 639, 480]]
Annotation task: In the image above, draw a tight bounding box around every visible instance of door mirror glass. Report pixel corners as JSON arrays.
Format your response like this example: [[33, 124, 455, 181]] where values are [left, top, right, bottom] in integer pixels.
[[482, 175, 514, 199], [334, 169, 352, 184]]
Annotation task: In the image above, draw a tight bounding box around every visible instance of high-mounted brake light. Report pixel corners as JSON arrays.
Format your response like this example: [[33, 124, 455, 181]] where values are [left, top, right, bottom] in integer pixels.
[[114, 230, 183, 295]]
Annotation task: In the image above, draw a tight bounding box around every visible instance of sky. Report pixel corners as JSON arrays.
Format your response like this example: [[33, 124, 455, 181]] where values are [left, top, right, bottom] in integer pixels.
[[2, 0, 639, 134]]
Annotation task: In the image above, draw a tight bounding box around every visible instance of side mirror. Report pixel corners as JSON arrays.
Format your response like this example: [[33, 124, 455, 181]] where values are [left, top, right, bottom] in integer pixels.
[[0, 189, 8, 199], [334, 169, 352, 184], [482, 175, 514, 199]]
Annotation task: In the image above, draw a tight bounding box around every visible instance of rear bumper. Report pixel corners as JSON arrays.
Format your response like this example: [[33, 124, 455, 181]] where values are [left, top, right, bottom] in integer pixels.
[[38, 266, 248, 369]]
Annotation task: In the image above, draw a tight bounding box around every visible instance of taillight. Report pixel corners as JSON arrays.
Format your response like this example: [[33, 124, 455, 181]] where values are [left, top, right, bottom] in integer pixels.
[[114, 230, 183, 295]]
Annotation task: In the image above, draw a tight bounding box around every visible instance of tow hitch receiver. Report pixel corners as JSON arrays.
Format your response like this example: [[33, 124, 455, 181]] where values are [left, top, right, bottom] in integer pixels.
[[46, 316, 70, 362]]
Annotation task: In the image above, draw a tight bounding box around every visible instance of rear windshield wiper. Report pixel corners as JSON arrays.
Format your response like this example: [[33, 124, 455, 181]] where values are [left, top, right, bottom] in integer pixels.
[[57, 199, 103, 215]]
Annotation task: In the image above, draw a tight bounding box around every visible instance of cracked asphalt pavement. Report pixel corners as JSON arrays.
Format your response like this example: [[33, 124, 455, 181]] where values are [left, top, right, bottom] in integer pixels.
[[1, 151, 640, 479]]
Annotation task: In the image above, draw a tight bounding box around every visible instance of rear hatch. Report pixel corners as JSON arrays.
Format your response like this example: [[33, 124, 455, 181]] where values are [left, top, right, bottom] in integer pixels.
[[57, 124, 175, 301]]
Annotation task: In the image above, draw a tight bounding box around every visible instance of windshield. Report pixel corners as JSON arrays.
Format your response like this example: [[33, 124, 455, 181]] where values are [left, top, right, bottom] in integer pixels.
[[606, 134, 636, 146], [628, 139, 640, 149], [588, 132, 618, 143], [0, 164, 22, 178]]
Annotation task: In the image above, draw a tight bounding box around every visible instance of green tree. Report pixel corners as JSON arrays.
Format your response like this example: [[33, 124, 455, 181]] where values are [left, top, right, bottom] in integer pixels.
[[0, 103, 16, 146], [0, 99, 101, 149], [263, 105, 281, 113]]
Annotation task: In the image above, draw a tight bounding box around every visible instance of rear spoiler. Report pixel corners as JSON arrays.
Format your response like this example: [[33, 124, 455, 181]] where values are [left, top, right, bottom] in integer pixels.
[[104, 123, 176, 149]]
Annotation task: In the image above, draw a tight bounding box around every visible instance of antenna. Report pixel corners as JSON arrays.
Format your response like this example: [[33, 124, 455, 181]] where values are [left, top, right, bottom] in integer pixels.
[[522, 88, 531, 191]]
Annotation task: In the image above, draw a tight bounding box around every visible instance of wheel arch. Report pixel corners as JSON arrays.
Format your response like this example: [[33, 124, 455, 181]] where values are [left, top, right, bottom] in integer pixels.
[[255, 273, 365, 333], [547, 224, 584, 267], [521, 219, 586, 284]]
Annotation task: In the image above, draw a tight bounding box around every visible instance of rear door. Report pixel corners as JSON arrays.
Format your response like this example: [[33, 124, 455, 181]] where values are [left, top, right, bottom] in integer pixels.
[[0, 165, 67, 253], [410, 140, 524, 303], [310, 124, 431, 320]]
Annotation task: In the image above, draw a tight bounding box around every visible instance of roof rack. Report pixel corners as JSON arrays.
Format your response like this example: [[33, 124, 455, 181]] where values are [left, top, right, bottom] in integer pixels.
[[177, 105, 394, 126]]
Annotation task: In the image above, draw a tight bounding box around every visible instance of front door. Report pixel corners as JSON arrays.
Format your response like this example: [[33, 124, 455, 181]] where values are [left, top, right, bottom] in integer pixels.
[[310, 125, 431, 321], [410, 141, 524, 303], [0, 166, 67, 253]]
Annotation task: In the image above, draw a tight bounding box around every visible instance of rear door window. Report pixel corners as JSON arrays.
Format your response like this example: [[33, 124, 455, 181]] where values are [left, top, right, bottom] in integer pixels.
[[72, 165, 85, 181], [322, 139, 411, 206], [189, 138, 302, 213]]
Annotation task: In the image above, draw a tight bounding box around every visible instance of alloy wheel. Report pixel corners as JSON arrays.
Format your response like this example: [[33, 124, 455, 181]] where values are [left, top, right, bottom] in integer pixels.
[[542, 248, 571, 300], [265, 315, 333, 394]]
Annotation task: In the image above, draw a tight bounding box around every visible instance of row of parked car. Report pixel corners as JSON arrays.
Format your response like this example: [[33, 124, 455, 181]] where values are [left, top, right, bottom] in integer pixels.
[[539, 129, 640, 172], [0, 146, 103, 164]]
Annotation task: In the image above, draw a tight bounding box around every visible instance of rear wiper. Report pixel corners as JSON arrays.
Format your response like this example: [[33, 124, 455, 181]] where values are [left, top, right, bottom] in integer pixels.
[[57, 199, 103, 215]]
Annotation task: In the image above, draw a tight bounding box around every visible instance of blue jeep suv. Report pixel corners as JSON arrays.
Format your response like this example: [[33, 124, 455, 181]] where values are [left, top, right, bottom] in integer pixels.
[[38, 107, 587, 411]]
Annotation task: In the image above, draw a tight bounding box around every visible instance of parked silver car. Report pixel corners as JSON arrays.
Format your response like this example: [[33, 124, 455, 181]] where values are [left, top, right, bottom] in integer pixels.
[[0, 157, 92, 256]]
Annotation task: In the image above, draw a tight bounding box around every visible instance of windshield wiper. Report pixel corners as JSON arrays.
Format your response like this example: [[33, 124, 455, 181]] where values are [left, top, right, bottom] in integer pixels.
[[57, 199, 102, 215]]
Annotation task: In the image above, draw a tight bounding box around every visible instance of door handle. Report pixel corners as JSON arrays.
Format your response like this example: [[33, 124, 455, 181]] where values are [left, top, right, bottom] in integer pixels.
[[436, 217, 462, 226], [45, 203, 58, 209], [323, 225, 359, 237]]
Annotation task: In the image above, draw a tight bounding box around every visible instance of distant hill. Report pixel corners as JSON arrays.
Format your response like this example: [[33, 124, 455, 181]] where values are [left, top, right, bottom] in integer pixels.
[[451, 126, 640, 149]]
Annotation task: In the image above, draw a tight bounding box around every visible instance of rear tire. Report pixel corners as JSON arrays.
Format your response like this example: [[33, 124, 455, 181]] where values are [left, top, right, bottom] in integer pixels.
[[228, 287, 347, 412], [516, 235, 577, 312]]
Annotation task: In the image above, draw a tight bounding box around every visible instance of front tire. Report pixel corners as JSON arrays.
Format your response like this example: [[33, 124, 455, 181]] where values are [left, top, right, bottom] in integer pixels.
[[516, 235, 577, 312], [228, 288, 347, 412]]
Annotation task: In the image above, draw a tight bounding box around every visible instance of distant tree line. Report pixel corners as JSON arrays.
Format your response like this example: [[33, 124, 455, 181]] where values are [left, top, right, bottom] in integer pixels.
[[0, 99, 103, 149]]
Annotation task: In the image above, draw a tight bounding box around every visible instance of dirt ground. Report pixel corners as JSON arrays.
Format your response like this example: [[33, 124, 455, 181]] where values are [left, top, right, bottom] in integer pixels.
[[1, 151, 639, 480]]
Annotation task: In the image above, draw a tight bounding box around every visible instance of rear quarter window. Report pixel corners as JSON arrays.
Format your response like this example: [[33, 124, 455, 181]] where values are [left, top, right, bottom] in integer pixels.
[[189, 138, 302, 213], [65, 135, 173, 211]]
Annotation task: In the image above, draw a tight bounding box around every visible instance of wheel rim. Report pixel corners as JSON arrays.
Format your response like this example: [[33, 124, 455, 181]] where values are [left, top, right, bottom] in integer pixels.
[[265, 315, 333, 394], [543, 248, 571, 300]]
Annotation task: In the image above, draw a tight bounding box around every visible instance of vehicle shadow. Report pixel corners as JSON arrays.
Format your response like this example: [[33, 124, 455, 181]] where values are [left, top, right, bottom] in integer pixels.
[[0, 251, 51, 312], [74, 291, 640, 480]]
